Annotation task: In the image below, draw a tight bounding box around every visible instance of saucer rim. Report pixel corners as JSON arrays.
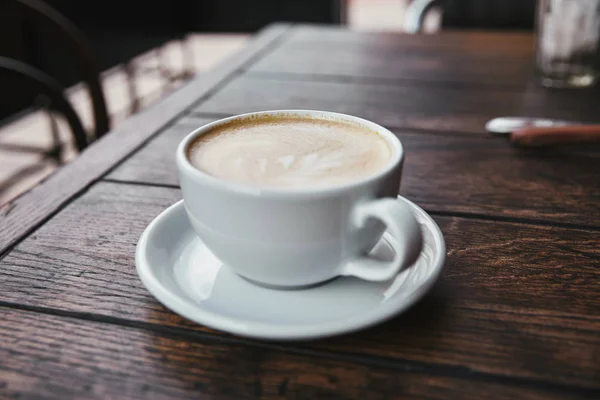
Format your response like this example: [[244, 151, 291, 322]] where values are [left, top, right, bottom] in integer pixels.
[[136, 197, 446, 340]]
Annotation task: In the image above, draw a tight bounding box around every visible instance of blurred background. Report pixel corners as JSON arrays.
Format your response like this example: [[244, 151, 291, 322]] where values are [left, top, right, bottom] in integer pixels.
[[0, 0, 536, 205]]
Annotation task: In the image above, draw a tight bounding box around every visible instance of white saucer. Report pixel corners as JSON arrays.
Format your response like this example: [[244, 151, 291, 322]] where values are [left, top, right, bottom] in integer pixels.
[[136, 197, 446, 340]]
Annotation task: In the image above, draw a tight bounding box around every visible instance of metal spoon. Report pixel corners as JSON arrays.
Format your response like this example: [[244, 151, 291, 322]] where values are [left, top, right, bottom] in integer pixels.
[[485, 117, 574, 135]]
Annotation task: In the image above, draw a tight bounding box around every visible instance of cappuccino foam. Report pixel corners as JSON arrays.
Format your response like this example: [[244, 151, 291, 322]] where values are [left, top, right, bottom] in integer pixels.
[[187, 116, 392, 189]]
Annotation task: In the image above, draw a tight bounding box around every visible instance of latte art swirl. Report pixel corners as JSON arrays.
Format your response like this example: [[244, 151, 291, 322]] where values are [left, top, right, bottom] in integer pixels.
[[187, 117, 392, 189]]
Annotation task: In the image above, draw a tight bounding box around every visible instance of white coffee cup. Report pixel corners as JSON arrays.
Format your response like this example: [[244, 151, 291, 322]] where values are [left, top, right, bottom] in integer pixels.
[[176, 110, 423, 288]]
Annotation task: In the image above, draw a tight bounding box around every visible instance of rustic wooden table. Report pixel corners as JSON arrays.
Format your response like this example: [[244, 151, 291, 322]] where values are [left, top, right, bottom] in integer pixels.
[[1, 24, 599, 399]]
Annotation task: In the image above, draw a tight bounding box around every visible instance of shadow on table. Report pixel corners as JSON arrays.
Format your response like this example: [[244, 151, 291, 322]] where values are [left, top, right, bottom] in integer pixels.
[[144, 286, 450, 396]]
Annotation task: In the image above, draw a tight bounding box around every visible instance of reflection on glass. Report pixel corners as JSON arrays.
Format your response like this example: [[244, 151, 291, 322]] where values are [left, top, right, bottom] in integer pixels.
[[536, 0, 600, 88]]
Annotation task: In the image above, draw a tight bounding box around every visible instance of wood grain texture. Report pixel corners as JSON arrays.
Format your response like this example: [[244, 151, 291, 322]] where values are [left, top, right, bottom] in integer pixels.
[[268, 26, 537, 54], [192, 74, 600, 134], [3, 308, 595, 400], [107, 116, 600, 227], [249, 27, 536, 85], [0, 23, 292, 256], [400, 134, 600, 225], [106, 116, 214, 184], [1, 182, 599, 391]]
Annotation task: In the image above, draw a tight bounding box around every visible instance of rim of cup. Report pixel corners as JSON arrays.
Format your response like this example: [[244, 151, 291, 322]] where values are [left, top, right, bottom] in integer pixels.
[[176, 110, 403, 198]]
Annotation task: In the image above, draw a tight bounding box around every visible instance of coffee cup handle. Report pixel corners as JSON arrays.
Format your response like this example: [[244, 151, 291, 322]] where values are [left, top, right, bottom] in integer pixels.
[[341, 198, 423, 281]]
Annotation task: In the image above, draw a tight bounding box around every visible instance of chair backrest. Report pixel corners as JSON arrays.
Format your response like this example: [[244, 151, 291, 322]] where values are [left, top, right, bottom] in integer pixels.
[[0, 56, 88, 151], [3, 0, 110, 139], [404, 0, 536, 33], [441, 0, 536, 30], [0, 0, 110, 205]]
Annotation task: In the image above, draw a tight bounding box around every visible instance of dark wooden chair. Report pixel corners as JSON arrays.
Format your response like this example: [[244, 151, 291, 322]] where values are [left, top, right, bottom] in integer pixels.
[[5, 0, 110, 138], [0, 0, 109, 202], [404, 0, 536, 33], [0, 57, 87, 152]]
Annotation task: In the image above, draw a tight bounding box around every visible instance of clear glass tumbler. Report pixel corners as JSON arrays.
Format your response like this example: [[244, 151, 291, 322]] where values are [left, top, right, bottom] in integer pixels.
[[536, 0, 600, 88]]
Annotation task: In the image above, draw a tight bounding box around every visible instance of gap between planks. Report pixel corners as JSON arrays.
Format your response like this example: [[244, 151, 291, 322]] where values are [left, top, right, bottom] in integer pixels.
[[243, 70, 537, 92]]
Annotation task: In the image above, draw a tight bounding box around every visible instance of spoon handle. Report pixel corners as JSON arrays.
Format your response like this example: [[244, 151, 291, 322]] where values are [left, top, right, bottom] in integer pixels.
[[510, 125, 600, 147]]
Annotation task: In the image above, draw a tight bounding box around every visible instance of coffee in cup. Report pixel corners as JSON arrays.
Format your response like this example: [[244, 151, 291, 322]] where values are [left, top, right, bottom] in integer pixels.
[[177, 110, 422, 288], [187, 115, 392, 189]]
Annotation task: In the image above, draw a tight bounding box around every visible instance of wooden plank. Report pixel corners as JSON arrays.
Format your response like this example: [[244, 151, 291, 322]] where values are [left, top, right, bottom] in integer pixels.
[[249, 28, 536, 85], [0, 23, 292, 256], [400, 134, 600, 226], [107, 116, 600, 227], [2, 308, 594, 400], [275, 26, 537, 53], [1, 182, 599, 390], [192, 74, 600, 134], [105, 116, 213, 184]]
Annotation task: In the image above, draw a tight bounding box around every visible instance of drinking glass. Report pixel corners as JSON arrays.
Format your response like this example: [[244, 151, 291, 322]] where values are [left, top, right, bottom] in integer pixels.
[[536, 0, 600, 88]]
